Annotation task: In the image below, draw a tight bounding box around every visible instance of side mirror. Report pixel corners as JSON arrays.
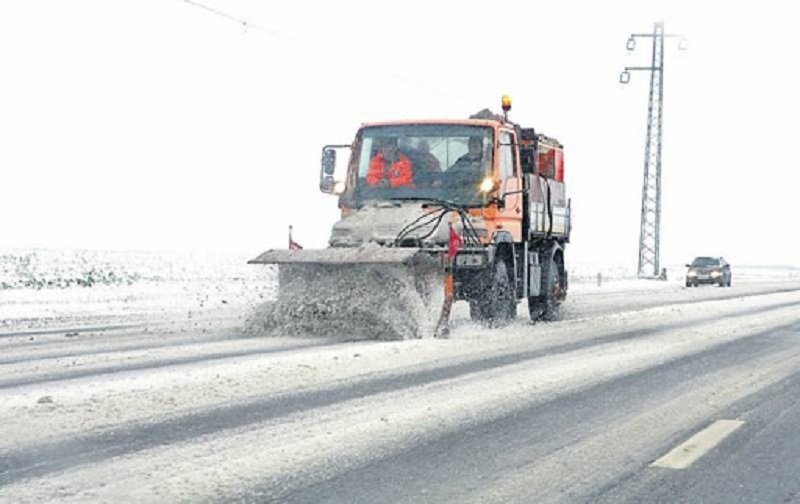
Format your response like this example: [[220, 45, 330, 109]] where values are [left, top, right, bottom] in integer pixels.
[[685, 264, 692, 268], [319, 144, 350, 194], [321, 148, 336, 176]]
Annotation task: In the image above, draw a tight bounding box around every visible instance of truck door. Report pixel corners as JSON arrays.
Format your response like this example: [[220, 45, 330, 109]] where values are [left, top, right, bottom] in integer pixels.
[[497, 130, 522, 240]]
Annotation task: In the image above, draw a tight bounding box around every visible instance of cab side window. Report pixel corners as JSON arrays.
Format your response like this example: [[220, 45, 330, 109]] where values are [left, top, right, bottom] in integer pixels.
[[499, 131, 516, 179]]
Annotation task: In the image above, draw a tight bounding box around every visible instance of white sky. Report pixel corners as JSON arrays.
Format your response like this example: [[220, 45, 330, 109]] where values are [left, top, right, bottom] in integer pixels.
[[1, 1, 798, 267]]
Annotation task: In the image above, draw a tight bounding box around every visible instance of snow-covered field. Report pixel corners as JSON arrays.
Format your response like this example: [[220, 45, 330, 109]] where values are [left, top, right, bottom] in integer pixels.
[[4, 248, 797, 291], [0, 249, 276, 335], [1, 249, 800, 502]]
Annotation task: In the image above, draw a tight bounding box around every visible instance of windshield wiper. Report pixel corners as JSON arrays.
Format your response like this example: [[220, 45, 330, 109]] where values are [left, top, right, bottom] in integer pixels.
[[387, 196, 480, 209]]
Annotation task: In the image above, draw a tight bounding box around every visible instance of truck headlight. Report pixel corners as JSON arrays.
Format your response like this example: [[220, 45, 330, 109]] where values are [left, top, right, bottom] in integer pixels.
[[711, 271, 721, 278], [479, 177, 499, 193], [687, 270, 697, 277]]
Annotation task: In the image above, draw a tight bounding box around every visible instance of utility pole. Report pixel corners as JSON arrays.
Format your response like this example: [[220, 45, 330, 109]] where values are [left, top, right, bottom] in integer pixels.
[[620, 22, 686, 278]]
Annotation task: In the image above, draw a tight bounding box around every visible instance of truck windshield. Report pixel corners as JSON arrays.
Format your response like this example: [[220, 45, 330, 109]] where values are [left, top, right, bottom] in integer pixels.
[[350, 124, 494, 206]]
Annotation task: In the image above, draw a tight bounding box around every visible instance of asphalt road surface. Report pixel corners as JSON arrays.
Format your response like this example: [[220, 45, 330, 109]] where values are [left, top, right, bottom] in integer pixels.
[[2, 280, 800, 503]]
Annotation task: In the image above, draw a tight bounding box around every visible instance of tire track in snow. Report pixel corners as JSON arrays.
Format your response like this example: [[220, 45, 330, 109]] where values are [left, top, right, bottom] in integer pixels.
[[0, 324, 144, 340], [0, 330, 255, 366], [4, 313, 799, 502], [0, 340, 335, 389], [0, 300, 798, 486], [3, 297, 798, 390], [562, 283, 800, 320], [266, 324, 800, 504], [0, 289, 800, 390]]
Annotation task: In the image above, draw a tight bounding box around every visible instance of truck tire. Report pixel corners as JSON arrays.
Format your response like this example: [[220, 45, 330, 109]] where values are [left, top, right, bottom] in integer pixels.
[[472, 259, 516, 326], [529, 256, 561, 322], [468, 299, 484, 321]]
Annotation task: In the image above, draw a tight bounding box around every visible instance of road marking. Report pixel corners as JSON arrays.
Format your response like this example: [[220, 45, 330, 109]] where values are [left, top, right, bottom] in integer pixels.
[[652, 419, 745, 469]]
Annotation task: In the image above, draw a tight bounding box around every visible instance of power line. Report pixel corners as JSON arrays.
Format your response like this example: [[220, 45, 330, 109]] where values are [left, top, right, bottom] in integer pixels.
[[179, 0, 472, 106], [182, 0, 296, 42]]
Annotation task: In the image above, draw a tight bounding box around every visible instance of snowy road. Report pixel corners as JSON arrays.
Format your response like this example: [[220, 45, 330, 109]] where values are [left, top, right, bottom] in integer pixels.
[[2, 279, 800, 502]]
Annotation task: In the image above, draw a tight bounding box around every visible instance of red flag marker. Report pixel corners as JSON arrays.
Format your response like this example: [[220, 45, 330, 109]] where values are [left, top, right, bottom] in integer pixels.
[[288, 226, 303, 250], [447, 223, 461, 260]]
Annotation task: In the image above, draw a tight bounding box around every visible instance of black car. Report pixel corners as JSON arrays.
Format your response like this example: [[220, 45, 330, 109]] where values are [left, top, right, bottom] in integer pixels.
[[685, 257, 732, 287]]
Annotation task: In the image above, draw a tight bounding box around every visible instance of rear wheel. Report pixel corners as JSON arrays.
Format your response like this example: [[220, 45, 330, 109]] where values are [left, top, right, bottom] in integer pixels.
[[468, 299, 484, 321], [529, 256, 561, 322]]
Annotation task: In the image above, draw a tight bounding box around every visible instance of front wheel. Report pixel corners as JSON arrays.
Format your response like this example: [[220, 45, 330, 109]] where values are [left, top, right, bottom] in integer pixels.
[[473, 259, 516, 327]]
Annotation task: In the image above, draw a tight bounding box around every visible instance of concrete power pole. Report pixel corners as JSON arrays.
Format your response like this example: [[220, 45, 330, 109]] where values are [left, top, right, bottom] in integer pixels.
[[620, 22, 686, 278]]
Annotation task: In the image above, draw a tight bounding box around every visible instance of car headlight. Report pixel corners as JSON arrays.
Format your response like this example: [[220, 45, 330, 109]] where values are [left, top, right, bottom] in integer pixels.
[[711, 271, 721, 278], [687, 270, 697, 277]]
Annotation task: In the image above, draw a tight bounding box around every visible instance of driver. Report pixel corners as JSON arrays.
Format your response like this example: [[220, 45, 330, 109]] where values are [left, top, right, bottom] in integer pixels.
[[366, 137, 414, 188], [447, 136, 486, 184]]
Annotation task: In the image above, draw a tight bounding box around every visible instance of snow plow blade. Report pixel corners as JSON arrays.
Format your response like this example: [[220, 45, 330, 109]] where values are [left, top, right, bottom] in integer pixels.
[[248, 246, 446, 340]]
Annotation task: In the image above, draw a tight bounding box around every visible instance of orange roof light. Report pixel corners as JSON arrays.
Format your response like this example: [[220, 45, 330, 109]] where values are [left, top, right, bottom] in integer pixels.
[[501, 95, 512, 112]]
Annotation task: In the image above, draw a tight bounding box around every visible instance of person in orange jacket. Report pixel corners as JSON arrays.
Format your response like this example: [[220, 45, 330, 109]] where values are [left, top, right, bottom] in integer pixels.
[[366, 137, 414, 188]]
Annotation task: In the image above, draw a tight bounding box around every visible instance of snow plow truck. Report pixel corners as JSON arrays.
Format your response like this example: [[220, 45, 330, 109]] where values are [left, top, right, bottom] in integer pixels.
[[250, 97, 571, 339]]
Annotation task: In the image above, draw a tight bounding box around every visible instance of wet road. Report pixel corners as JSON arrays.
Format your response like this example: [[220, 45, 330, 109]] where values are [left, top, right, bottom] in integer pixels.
[[2, 281, 800, 502]]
